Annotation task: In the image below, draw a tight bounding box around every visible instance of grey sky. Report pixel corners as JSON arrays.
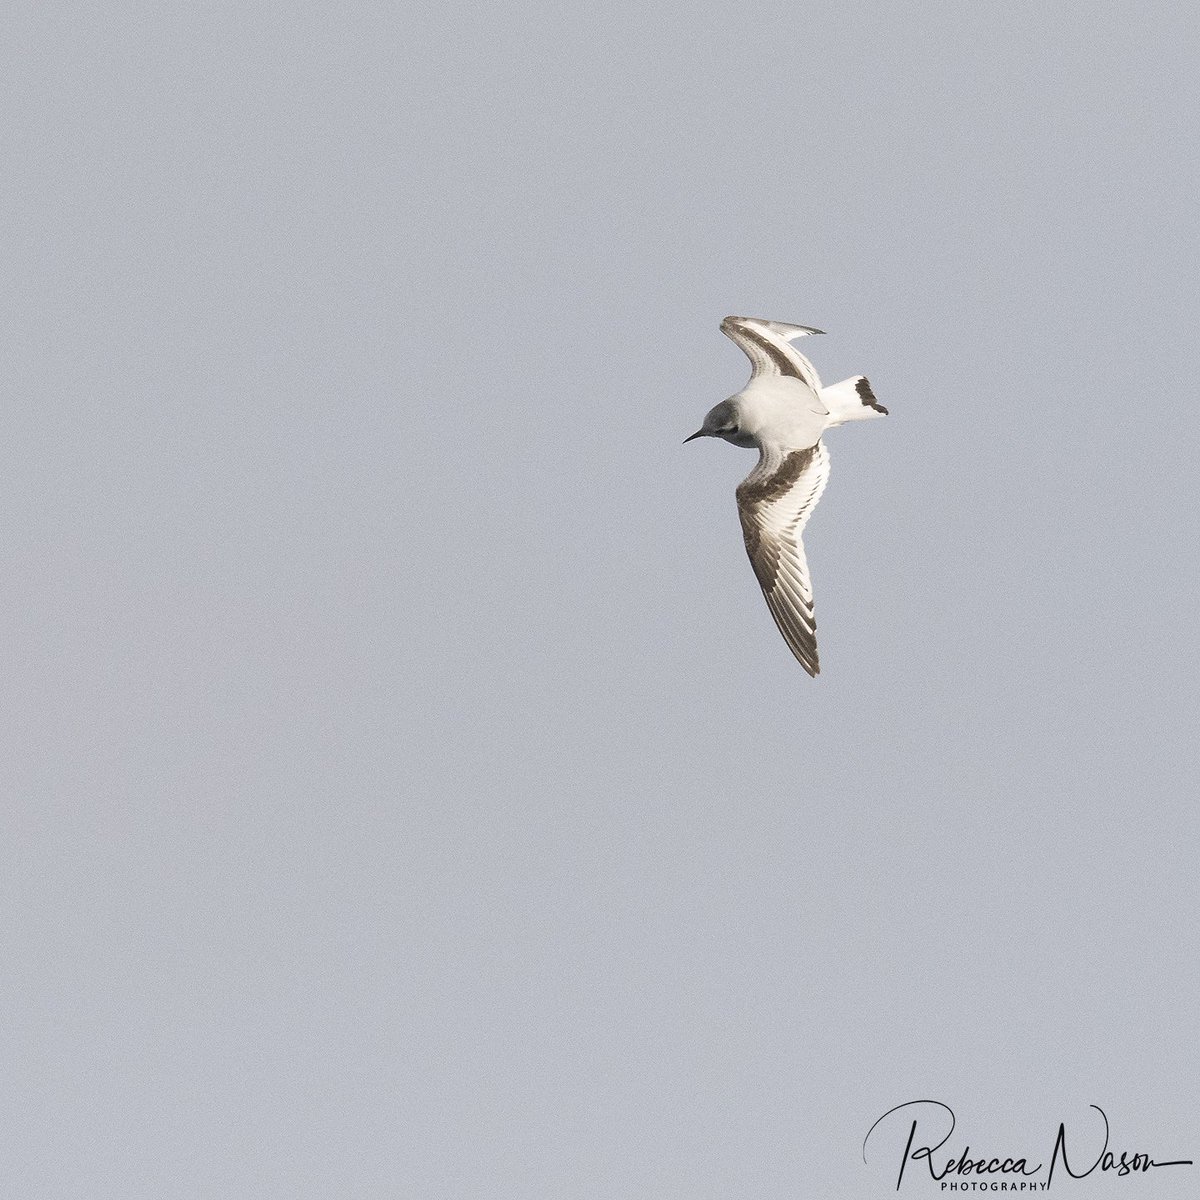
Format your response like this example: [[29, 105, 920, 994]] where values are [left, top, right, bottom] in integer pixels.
[[3, 1, 1198, 1196]]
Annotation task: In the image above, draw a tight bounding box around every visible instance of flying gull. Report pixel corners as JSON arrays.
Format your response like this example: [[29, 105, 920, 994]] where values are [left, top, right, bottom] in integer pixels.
[[685, 315, 887, 676]]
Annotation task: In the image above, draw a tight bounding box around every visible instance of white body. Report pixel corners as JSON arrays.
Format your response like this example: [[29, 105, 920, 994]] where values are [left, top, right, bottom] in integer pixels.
[[730, 376, 829, 453], [730, 359, 886, 455]]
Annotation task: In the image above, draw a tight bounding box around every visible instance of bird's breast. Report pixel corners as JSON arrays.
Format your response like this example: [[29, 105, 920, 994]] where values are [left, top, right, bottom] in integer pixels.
[[736, 379, 828, 449]]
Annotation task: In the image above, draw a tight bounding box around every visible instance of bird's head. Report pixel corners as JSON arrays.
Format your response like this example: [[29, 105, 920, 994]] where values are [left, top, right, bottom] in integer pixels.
[[684, 398, 750, 446]]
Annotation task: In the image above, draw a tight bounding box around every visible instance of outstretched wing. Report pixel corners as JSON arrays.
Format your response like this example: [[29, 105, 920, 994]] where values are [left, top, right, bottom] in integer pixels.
[[721, 315, 824, 391], [735, 441, 831, 676]]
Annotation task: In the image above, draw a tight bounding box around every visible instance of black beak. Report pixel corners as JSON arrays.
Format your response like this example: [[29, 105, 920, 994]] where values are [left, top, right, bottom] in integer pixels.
[[683, 429, 706, 444]]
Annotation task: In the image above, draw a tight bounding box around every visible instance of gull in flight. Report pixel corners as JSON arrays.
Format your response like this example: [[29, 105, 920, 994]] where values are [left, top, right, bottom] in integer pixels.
[[685, 316, 887, 676]]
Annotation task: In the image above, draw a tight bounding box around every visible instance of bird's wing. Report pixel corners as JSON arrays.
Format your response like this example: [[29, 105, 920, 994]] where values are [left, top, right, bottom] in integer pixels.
[[735, 441, 831, 676], [721, 315, 824, 390]]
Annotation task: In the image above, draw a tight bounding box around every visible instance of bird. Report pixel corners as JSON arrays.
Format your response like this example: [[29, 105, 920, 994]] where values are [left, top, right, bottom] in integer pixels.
[[684, 315, 887, 676]]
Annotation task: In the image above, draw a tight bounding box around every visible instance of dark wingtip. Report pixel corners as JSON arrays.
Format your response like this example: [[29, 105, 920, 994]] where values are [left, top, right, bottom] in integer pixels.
[[721, 315, 825, 335]]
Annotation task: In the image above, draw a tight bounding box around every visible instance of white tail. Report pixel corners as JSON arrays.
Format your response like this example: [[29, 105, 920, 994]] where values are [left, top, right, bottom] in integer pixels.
[[819, 376, 888, 427]]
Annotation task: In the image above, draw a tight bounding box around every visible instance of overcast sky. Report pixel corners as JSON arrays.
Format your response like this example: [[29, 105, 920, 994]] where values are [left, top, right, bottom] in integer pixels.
[[3, 1, 1199, 1196]]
